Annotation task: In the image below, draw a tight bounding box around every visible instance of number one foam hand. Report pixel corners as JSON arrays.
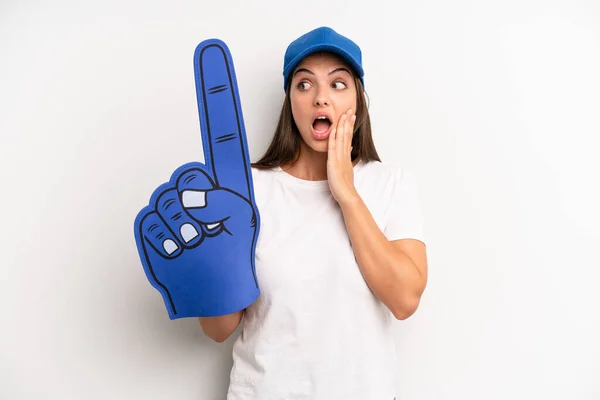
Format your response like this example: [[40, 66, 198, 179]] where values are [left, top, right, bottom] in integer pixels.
[[134, 39, 261, 319]]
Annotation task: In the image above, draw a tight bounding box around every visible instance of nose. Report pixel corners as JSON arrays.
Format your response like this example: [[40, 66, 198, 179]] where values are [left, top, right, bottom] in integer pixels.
[[314, 88, 330, 107]]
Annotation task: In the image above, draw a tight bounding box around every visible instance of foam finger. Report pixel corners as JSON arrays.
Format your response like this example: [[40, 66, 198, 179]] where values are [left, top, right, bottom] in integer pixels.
[[155, 188, 205, 248], [138, 211, 183, 258]]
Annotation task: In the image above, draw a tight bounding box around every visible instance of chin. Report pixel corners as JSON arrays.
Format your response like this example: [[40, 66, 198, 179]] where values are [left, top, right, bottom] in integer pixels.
[[312, 144, 328, 153], [301, 136, 329, 153]]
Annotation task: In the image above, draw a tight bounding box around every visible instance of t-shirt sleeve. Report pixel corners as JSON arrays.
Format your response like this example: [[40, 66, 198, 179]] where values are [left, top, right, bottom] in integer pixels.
[[383, 168, 426, 243]]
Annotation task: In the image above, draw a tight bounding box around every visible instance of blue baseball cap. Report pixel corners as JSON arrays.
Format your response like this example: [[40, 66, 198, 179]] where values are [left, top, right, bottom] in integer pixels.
[[282, 26, 364, 91]]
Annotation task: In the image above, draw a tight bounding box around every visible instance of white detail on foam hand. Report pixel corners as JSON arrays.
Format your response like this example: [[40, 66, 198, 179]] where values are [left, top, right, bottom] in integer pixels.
[[182, 190, 206, 208], [206, 222, 220, 230], [163, 239, 178, 255], [180, 223, 199, 242]]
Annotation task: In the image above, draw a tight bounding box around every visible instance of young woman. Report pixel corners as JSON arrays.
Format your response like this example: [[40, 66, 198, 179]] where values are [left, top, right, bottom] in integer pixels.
[[199, 26, 428, 400]]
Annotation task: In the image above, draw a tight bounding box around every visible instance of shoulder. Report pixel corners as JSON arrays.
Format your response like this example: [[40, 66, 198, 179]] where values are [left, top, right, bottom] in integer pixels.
[[249, 165, 280, 204], [357, 160, 416, 186], [355, 161, 424, 213], [250, 165, 279, 182]]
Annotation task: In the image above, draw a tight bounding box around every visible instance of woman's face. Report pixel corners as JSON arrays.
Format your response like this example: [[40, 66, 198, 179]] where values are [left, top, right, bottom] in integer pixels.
[[289, 52, 358, 153]]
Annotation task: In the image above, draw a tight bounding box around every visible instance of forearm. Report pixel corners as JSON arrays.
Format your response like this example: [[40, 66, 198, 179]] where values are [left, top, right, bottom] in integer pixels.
[[340, 193, 426, 319], [198, 310, 244, 343]]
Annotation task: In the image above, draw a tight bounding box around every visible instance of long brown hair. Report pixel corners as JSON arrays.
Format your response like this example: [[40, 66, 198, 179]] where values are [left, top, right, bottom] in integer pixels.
[[251, 73, 381, 170]]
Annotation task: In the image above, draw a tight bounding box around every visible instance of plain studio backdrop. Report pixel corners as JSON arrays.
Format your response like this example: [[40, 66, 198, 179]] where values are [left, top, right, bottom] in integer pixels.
[[1, 0, 599, 399]]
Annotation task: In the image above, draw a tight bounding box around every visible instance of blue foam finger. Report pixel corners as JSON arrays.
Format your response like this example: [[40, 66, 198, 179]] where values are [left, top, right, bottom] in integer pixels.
[[194, 40, 255, 201], [135, 208, 182, 317], [154, 188, 204, 249], [133, 39, 261, 319], [137, 210, 183, 259]]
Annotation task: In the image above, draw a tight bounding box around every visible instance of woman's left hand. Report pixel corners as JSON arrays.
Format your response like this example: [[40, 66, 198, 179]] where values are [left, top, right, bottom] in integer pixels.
[[327, 108, 359, 206]]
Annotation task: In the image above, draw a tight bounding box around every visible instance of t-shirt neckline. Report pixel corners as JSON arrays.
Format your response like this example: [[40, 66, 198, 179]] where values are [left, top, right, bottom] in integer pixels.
[[273, 159, 366, 190]]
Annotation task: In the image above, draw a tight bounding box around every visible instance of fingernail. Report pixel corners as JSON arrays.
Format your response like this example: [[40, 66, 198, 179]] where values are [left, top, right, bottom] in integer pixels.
[[180, 223, 199, 243], [182, 190, 206, 208], [163, 239, 179, 255]]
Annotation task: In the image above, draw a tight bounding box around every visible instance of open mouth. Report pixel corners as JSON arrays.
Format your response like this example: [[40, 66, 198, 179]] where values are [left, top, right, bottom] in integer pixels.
[[312, 115, 332, 139]]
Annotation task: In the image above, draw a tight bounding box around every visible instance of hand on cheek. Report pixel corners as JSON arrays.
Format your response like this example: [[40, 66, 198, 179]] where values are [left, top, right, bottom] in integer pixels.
[[327, 108, 358, 205]]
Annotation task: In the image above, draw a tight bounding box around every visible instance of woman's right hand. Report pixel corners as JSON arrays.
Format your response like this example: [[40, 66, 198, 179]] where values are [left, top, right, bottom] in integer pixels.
[[198, 309, 245, 343]]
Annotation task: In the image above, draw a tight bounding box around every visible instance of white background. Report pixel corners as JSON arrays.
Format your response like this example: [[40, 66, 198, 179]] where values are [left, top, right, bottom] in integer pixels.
[[1, 0, 599, 399]]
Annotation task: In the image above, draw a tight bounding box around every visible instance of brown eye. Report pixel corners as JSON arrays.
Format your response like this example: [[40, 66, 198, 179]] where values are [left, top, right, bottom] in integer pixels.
[[297, 81, 311, 91], [333, 81, 347, 90]]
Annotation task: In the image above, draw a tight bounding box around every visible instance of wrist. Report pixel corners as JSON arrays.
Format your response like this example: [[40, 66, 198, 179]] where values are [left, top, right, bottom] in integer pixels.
[[338, 190, 362, 209]]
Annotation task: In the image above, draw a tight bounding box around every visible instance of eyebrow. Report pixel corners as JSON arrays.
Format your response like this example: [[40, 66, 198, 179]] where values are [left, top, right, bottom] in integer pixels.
[[293, 67, 352, 78]]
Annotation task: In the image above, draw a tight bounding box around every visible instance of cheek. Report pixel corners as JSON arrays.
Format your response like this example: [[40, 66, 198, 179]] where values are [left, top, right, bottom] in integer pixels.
[[342, 92, 358, 111], [291, 98, 311, 126]]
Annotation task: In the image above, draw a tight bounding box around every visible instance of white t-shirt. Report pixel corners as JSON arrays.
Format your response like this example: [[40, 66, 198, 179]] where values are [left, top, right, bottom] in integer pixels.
[[227, 159, 426, 400]]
